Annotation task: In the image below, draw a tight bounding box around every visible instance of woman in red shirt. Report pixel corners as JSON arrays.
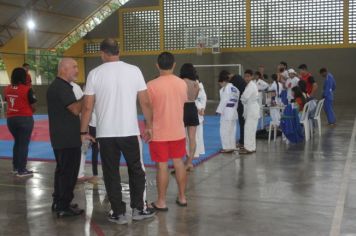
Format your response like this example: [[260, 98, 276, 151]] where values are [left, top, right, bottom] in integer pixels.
[[4, 68, 37, 177]]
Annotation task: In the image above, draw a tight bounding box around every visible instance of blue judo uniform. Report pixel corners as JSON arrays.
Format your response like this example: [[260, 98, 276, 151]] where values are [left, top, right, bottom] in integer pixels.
[[323, 73, 336, 124]]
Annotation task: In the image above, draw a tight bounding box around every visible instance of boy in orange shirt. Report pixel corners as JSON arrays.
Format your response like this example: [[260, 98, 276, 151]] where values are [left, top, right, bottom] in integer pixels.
[[147, 52, 188, 210]]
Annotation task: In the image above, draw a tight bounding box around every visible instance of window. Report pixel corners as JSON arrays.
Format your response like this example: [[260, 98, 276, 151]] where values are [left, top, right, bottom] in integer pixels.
[[123, 10, 160, 52], [350, 0, 356, 43], [251, 0, 344, 47], [164, 0, 246, 50], [84, 42, 101, 54]]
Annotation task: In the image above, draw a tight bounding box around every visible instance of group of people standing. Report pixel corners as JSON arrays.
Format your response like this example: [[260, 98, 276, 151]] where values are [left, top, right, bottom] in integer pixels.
[[2, 38, 337, 224], [216, 69, 260, 155], [46, 39, 209, 223], [215, 61, 337, 154]]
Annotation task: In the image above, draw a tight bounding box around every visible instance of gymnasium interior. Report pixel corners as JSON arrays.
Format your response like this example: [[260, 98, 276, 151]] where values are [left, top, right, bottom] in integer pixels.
[[0, 0, 356, 235]]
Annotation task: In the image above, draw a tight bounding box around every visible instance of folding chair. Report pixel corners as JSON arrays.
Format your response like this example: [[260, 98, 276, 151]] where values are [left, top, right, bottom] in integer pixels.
[[300, 101, 311, 141], [313, 99, 325, 137]]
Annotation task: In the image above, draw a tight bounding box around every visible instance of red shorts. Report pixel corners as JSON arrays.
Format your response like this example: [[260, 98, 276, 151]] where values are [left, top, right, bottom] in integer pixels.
[[149, 138, 186, 163]]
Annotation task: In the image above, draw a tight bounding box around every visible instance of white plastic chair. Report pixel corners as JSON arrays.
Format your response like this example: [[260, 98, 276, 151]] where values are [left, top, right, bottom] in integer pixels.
[[300, 101, 311, 141], [0, 95, 7, 118], [268, 121, 278, 143], [268, 107, 281, 143], [313, 99, 325, 137]]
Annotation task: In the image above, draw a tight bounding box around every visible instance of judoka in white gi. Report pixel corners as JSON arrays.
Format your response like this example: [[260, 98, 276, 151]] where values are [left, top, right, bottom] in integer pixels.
[[268, 74, 284, 126], [194, 81, 207, 157], [240, 70, 260, 154], [286, 69, 300, 103], [254, 71, 269, 104], [253, 71, 269, 126], [216, 75, 240, 153]]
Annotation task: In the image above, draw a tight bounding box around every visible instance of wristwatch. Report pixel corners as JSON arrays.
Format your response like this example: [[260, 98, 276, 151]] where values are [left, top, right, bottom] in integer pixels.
[[80, 131, 88, 135]]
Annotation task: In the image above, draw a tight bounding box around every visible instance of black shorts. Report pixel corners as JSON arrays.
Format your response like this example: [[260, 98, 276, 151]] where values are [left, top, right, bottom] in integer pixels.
[[184, 102, 199, 127]]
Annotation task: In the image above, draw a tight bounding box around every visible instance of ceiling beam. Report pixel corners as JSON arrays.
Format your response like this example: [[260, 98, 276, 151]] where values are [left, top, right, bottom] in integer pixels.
[[0, 24, 66, 36], [0, 1, 84, 21], [79, 0, 103, 5], [0, 0, 41, 34]]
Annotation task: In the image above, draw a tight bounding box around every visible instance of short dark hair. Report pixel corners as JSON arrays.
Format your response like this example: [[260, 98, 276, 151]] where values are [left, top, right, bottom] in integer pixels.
[[292, 86, 305, 104], [218, 70, 231, 83], [298, 64, 308, 70], [319, 68, 327, 74], [254, 71, 262, 78], [23, 63, 30, 67], [280, 61, 288, 68], [157, 52, 175, 70], [271, 73, 278, 81], [180, 63, 197, 81], [100, 38, 119, 55], [244, 69, 254, 76], [11, 68, 27, 86], [298, 80, 307, 93]]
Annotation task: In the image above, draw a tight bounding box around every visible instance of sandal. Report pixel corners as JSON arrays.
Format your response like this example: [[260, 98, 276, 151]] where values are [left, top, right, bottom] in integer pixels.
[[151, 202, 168, 212], [175, 198, 187, 207]]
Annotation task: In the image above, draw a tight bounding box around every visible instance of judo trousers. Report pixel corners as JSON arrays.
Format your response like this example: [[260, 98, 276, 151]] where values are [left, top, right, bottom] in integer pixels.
[[244, 117, 259, 151], [324, 98, 336, 124], [220, 120, 237, 150]]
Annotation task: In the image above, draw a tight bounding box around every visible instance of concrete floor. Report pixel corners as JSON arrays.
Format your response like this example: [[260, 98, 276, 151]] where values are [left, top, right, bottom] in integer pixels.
[[0, 105, 356, 236]]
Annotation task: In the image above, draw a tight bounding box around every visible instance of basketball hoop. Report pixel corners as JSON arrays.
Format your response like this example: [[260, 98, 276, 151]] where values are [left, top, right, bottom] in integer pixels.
[[184, 27, 221, 55], [209, 36, 221, 54]]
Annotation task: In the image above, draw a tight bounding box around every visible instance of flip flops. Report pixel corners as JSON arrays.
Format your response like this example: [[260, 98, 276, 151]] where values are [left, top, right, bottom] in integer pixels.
[[151, 202, 168, 212], [176, 198, 188, 207]]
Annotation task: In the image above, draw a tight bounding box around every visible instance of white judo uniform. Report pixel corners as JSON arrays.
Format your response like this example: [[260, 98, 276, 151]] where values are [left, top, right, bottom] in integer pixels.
[[194, 82, 207, 157], [254, 79, 269, 119], [285, 76, 300, 102], [71, 82, 89, 179], [216, 83, 240, 150], [241, 81, 260, 152]]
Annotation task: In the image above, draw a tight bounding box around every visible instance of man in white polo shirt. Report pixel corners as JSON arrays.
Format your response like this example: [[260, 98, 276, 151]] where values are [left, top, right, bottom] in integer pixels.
[[80, 38, 155, 224]]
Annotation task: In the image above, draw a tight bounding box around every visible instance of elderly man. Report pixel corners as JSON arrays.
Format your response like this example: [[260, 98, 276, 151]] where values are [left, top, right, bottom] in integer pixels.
[[47, 58, 84, 217], [80, 38, 155, 225]]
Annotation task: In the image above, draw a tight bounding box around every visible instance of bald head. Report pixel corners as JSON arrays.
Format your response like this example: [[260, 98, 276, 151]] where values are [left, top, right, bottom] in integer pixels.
[[58, 58, 78, 82], [100, 38, 120, 62]]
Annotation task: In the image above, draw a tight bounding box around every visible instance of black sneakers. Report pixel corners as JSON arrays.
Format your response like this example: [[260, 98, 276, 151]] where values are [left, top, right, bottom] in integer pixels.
[[16, 169, 34, 177], [108, 210, 129, 225], [132, 207, 156, 221], [52, 202, 79, 212], [57, 207, 84, 218]]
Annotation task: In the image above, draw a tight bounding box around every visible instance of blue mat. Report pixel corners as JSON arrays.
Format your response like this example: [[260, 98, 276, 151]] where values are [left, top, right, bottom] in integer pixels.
[[0, 115, 269, 168], [0, 115, 222, 168]]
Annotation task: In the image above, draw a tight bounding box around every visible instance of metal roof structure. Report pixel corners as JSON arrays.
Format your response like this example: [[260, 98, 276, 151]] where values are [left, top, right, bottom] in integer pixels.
[[0, 0, 128, 49]]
